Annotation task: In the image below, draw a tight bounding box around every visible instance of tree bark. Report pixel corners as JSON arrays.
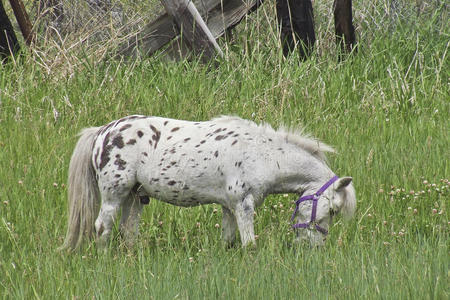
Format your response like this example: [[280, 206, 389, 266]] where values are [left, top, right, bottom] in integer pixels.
[[8, 0, 35, 46], [334, 0, 356, 56], [276, 0, 315, 60], [0, 0, 20, 59]]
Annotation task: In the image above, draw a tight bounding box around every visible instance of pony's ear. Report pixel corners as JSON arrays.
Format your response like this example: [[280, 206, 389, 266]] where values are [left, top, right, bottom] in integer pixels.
[[336, 177, 352, 191], [332, 177, 356, 219]]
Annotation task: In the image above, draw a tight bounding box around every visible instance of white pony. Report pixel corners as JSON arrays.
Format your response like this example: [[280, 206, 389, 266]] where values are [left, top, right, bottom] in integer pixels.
[[59, 115, 356, 251]]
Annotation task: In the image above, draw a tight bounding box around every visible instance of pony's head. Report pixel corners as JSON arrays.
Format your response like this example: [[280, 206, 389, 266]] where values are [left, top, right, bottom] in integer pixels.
[[293, 177, 356, 247]]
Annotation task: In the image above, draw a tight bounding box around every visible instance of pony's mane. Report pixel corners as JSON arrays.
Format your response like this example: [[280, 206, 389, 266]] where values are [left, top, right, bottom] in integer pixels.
[[212, 116, 335, 162]]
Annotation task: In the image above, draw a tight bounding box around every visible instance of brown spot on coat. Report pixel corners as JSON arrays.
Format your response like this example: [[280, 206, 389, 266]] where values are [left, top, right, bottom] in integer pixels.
[[171, 127, 180, 132], [150, 125, 161, 149], [112, 135, 124, 149], [127, 139, 136, 145], [99, 133, 112, 170], [119, 124, 132, 131], [114, 155, 127, 170]]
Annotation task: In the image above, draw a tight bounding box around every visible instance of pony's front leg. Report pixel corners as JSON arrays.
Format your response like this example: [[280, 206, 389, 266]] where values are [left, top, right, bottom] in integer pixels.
[[234, 194, 256, 247], [222, 206, 237, 247], [119, 193, 144, 248]]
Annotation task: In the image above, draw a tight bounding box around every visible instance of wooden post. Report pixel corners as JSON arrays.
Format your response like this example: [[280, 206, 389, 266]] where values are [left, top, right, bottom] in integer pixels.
[[160, 0, 223, 60], [0, 0, 20, 59], [8, 0, 35, 46]]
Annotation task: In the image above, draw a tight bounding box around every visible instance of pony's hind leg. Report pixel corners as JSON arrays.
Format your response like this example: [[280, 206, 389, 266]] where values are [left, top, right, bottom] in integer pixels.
[[119, 191, 144, 248], [95, 187, 131, 249]]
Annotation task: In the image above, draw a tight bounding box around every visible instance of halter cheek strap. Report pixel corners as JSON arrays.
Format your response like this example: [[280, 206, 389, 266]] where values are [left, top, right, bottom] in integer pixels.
[[291, 175, 339, 235]]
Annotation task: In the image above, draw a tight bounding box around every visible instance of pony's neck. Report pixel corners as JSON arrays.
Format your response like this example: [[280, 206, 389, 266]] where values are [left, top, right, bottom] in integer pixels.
[[266, 144, 334, 195]]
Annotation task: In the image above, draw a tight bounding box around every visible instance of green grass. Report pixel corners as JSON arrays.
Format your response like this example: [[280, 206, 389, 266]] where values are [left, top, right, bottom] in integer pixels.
[[0, 0, 448, 298]]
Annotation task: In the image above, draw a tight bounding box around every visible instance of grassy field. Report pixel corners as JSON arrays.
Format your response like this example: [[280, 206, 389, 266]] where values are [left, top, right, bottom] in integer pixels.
[[0, 0, 448, 298]]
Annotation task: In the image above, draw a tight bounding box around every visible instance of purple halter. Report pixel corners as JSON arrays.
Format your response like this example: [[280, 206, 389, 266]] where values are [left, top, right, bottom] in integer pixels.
[[291, 175, 339, 235]]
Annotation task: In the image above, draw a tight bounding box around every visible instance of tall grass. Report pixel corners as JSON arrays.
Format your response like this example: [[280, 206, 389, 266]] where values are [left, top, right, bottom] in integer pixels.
[[0, 0, 448, 298]]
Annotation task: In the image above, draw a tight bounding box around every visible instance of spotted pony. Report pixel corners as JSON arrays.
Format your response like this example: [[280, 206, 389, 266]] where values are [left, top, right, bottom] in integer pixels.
[[59, 115, 356, 251]]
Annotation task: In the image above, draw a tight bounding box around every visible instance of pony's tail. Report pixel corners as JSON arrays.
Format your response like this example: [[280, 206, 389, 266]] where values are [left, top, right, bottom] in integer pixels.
[[58, 127, 100, 252]]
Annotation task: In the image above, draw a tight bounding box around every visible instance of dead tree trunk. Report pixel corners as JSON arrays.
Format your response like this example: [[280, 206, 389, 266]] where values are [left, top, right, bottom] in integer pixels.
[[276, 0, 315, 60], [8, 0, 35, 46], [0, 0, 20, 59], [334, 0, 356, 56]]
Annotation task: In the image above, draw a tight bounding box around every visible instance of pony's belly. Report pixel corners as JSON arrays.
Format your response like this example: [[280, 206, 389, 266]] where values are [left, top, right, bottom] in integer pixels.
[[141, 179, 223, 207], [146, 187, 217, 207]]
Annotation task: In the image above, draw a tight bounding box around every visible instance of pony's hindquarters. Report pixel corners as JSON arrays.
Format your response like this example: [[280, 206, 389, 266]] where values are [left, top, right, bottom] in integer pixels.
[[58, 127, 100, 252]]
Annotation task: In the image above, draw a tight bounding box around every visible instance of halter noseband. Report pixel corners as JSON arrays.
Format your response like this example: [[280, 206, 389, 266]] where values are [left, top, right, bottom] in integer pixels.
[[291, 175, 339, 235]]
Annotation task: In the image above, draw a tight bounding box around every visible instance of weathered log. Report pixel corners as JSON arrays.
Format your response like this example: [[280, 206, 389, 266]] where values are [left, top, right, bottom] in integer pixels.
[[161, 0, 223, 60], [117, 0, 260, 59], [0, 0, 20, 59]]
